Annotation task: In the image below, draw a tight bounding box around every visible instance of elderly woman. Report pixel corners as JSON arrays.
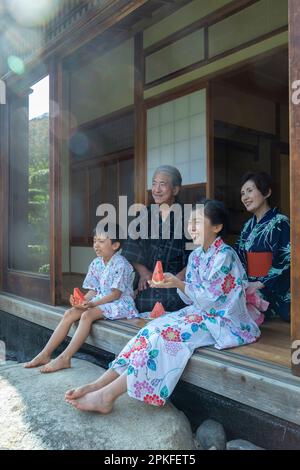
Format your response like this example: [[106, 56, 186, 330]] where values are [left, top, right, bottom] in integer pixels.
[[235, 171, 290, 322], [122, 165, 189, 313]]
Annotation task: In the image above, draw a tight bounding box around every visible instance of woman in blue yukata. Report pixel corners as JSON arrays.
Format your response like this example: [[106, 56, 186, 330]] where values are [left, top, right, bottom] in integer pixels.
[[24, 224, 138, 373], [65, 200, 267, 413], [235, 171, 290, 322]]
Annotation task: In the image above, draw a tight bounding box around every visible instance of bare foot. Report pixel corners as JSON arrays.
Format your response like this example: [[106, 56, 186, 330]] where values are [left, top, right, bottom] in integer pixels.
[[65, 383, 96, 400], [67, 389, 113, 414], [24, 352, 51, 368], [40, 355, 71, 373]]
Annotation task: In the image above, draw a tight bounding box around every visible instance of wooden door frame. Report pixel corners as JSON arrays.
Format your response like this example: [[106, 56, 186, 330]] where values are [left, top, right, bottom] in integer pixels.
[[288, 0, 300, 376]]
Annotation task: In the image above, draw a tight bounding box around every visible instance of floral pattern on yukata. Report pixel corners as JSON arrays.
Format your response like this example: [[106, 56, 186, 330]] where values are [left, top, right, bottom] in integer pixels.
[[109, 238, 265, 406], [83, 252, 138, 320]]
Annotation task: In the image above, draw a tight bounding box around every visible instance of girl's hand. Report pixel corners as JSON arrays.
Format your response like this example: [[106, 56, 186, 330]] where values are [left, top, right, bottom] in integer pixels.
[[148, 273, 180, 289]]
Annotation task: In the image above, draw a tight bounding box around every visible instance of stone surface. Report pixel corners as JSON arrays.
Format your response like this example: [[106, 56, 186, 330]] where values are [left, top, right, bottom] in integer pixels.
[[226, 439, 264, 450], [0, 359, 195, 450], [195, 419, 227, 450]]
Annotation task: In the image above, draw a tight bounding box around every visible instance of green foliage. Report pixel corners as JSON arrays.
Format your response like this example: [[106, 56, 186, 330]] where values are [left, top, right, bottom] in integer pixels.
[[28, 114, 50, 273]]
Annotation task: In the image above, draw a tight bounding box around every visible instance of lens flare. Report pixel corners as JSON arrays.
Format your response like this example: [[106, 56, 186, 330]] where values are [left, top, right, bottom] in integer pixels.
[[69, 132, 90, 156], [5, 0, 61, 27], [7, 55, 25, 75]]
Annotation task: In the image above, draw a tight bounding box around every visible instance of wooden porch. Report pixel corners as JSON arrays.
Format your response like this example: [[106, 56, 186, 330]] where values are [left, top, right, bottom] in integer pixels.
[[62, 272, 291, 368]]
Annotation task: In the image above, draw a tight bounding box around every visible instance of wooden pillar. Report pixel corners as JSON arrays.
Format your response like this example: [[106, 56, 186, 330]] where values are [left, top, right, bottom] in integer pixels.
[[49, 60, 63, 305], [0, 91, 9, 291], [289, 0, 300, 376], [134, 32, 147, 205]]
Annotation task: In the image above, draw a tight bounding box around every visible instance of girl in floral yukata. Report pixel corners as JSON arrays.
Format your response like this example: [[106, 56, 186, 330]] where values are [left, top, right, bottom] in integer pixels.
[[24, 224, 138, 373], [65, 200, 267, 413], [235, 172, 290, 322]]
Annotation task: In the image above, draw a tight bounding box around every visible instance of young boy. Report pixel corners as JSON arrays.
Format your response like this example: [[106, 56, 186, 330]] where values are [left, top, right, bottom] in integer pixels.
[[24, 224, 138, 373]]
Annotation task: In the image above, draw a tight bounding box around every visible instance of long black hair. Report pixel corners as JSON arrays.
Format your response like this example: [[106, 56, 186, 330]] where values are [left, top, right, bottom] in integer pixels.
[[192, 199, 229, 238]]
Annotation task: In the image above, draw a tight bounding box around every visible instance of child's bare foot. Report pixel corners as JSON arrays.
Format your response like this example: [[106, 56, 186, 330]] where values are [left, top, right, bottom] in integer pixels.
[[67, 389, 114, 414], [40, 355, 71, 373], [24, 352, 51, 368], [65, 383, 96, 400]]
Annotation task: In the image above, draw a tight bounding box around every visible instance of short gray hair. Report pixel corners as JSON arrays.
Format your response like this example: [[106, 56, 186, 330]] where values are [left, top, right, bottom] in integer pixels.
[[153, 165, 182, 188]]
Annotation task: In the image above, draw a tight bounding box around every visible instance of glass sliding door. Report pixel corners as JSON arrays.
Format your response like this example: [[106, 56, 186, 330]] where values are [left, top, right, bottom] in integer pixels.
[[4, 76, 51, 302]]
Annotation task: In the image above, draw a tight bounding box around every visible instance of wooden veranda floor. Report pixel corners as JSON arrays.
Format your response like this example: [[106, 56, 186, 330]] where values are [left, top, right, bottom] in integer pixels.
[[62, 274, 291, 368]]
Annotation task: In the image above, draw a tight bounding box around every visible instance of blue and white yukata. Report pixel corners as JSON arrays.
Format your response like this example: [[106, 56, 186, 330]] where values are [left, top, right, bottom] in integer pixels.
[[109, 238, 266, 406], [235, 208, 290, 322], [83, 252, 139, 320]]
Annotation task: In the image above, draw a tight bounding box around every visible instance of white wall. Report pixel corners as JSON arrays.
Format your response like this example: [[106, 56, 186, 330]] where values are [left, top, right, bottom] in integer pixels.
[[71, 247, 95, 274], [147, 89, 206, 188]]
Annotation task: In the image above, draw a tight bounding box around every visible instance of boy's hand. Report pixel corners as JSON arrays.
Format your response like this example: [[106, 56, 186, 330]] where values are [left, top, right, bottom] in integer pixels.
[[148, 273, 180, 289], [70, 295, 89, 309], [81, 300, 96, 309]]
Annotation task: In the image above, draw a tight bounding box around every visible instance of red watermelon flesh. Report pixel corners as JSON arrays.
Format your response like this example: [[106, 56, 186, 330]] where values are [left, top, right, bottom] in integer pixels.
[[152, 261, 164, 284], [150, 302, 165, 319], [73, 287, 85, 304]]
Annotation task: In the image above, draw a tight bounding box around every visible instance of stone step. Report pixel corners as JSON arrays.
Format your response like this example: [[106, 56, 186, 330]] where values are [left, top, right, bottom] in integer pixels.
[[0, 358, 195, 450]]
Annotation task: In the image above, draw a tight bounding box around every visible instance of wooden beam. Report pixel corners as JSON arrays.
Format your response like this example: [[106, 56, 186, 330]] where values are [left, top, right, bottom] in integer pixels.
[[134, 32, 147, 204], [144, 25, 288, 89], [71, 105, 134, 133], [289, 0, 300, 376], [144, 0, 261, 57], [49, 60, 63, 305]]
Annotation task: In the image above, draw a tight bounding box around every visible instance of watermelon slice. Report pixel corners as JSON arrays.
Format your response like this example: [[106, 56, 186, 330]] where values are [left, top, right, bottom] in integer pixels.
[[73, 287, 85, 305], [152, 260, 164, 284], [150, 302, 165, 319]]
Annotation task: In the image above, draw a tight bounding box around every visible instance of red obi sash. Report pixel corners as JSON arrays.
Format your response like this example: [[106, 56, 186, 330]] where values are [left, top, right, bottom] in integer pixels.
[[247, 252, 272, 277]]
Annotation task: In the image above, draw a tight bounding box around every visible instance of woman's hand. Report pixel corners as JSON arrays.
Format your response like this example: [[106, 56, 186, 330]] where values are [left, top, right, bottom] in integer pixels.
[[247, 281, 265, 295], [148, 272, 181, 289], [138, 270, 153, 291]]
